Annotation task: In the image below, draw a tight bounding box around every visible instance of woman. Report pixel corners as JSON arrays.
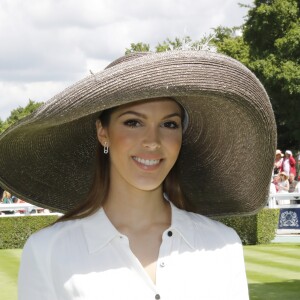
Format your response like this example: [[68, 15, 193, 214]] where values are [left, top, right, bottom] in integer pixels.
[[1, 190, 12, 203], [280, 150, 296, 176], [277, 172, 290, 205], [277, 172, 289, 194], [0, 51, 276, 299], [274, 149, 283, 175], [1, 190, 14, 214]]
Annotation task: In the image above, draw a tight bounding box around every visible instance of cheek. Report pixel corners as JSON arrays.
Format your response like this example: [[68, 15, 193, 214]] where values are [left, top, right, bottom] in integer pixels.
[[109, 130, 137, 152], [164, 134, 182, 156]]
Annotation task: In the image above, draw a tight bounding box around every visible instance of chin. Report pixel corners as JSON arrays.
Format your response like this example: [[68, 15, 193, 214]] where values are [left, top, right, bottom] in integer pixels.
[[134, 181, 163, 192]]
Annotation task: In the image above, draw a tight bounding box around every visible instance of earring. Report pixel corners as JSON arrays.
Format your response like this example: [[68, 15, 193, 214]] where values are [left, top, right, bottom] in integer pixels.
[[104, 142, 109, 154]]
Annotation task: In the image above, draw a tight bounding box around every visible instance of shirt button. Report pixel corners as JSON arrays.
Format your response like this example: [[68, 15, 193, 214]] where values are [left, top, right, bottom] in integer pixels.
[[160, 262, 165, 267], [155, 294, 160, 300], [167, 230, 173, 237]]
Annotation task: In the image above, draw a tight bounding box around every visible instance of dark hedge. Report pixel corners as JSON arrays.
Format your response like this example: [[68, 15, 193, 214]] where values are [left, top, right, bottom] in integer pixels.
[[0, 215, 58, 249], [217, 209, 280, 245], [0, 209, 280, 249]]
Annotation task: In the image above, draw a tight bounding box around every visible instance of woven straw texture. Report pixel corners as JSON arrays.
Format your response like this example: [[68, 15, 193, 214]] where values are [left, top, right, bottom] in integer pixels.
[[0, 51, 276, 216]]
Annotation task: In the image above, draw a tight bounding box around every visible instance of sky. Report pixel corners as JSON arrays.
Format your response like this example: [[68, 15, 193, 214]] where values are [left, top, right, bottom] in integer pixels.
[[0, 0, 254, 121]]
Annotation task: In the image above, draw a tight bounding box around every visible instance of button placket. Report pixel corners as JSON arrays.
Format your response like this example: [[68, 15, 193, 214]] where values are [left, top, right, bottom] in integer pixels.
[[155, 228, 174, 299]]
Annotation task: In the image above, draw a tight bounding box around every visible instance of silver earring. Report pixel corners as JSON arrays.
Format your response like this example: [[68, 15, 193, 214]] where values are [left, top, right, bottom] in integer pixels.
[[104, 142, 109, 154]]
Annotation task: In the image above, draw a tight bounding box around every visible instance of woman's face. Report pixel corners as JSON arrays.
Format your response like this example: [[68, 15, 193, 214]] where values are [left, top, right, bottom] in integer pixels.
[[97, 98, 183, 192], [280, 175, 286, 181]]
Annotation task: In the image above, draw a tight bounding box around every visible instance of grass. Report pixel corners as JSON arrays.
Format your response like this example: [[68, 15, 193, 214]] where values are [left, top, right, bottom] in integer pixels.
[[0, 244, 300, 300], [244, 243, 300, 299], [0, 249, 21, 300]]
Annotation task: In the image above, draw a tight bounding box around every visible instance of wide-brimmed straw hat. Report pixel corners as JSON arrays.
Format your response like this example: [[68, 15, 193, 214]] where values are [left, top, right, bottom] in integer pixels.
[[276, 149, 283, 157], [279, 172, 289, 180], [0, 50, 276, 216]]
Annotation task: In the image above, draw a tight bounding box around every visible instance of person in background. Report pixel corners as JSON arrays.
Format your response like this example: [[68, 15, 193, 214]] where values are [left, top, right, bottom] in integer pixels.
[[272, 173, 280, 192], [277, 172, 290, 205], [16, 198, 27, 214], [273, 149, 283, 175], [268, 176, 277, 208], [294, 181, 300, 204], [288, 173, 298, 193], [270, 176, 277, 194], [295, 181, 300, 194], [278, 172, 289, 193], [1, 190, 12, 202], [281, 150, 296, 176], [1, 190, 14, 214], [296, 152, 300, 181]]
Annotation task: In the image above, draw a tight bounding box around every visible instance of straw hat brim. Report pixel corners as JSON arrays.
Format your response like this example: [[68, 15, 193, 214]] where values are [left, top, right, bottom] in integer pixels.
[[0, 51, 276, 216]]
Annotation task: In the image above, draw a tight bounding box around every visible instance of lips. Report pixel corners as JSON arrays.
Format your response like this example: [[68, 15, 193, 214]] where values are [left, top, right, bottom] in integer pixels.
[[132, 156, 161, 166]]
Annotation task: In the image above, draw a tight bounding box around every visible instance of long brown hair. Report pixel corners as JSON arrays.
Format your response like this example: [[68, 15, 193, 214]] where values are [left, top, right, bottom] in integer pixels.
[[57, 101, 187, 222]]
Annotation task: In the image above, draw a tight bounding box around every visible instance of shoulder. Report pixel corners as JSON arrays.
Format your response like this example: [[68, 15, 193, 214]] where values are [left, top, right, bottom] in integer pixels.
[[189, 210, 240, 242], [24, 218, 82, 254], [173, 206, 242, 249]]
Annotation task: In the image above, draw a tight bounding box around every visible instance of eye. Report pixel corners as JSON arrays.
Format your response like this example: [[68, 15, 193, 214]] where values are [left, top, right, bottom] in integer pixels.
[[123, 119, 142, 128], [162, 121, 180, 129]]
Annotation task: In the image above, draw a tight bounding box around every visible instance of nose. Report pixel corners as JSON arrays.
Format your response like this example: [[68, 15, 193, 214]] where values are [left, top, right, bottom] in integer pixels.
[[142, 126, 161, 150]]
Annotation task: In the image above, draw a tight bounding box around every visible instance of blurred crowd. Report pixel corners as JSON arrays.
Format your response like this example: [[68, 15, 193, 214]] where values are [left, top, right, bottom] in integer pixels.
[[0, 189, 50, 215], [271, 149, 300, 196]]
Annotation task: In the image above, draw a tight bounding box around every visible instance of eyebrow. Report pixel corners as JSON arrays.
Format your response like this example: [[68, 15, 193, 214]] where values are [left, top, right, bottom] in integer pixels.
[[117, 111, 182, 119]]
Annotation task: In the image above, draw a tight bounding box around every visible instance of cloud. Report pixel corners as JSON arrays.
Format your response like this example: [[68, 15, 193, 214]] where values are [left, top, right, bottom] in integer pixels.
[[0, 0, 253, 120]]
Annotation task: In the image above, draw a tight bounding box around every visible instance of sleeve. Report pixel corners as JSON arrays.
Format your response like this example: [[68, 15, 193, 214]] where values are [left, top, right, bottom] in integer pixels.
[[18, 234, 57, 300], [289, 156, 296, 167]]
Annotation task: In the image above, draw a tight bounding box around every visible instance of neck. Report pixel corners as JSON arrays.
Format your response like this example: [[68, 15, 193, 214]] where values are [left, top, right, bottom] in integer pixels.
[[103, 182, 170, 230]]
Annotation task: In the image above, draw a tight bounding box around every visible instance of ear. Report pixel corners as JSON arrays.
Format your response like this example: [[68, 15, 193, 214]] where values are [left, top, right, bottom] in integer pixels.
[[96, 119, 109, 147]]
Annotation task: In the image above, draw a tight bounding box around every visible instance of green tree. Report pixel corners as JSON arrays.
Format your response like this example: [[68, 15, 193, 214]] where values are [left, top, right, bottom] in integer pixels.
[[155, 36, 192, 52], [125, 42, 150, 54], [243, 0, 300, 149], [0, 100, 43, 133], [212, 26, 250, 65], [125, 36, 217, 54]]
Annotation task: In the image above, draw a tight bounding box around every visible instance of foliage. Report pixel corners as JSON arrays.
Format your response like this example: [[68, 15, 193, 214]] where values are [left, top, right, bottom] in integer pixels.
[[125, 35, 218, 54], [218, 209, 280, 245], [0, 100, 43, 134], [256, 208, 281, 244], [155, 36, 192, 52], [212, 26, 250, 65], [0, 215, 58, 249], [125, 42, 150, 54], [243, 0, 300, 149]]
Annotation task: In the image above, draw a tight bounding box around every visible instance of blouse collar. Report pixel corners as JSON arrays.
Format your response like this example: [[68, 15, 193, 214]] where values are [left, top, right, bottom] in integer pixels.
[[82, 201, 196, 254]]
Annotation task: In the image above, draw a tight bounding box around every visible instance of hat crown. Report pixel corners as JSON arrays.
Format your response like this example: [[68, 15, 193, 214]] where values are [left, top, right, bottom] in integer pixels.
[[105, 52, 151, 69]]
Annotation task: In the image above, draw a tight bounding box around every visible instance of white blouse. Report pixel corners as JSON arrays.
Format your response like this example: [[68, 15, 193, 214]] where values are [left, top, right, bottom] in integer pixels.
[[18, 202, 249, 300]]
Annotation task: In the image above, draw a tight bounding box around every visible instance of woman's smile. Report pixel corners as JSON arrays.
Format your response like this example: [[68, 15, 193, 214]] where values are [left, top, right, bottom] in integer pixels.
[[132, 156, 162, 170]]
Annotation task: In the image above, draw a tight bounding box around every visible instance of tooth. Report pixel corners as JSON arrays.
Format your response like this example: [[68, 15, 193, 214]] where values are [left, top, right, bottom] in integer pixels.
[[134, 157, 159, 166]]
